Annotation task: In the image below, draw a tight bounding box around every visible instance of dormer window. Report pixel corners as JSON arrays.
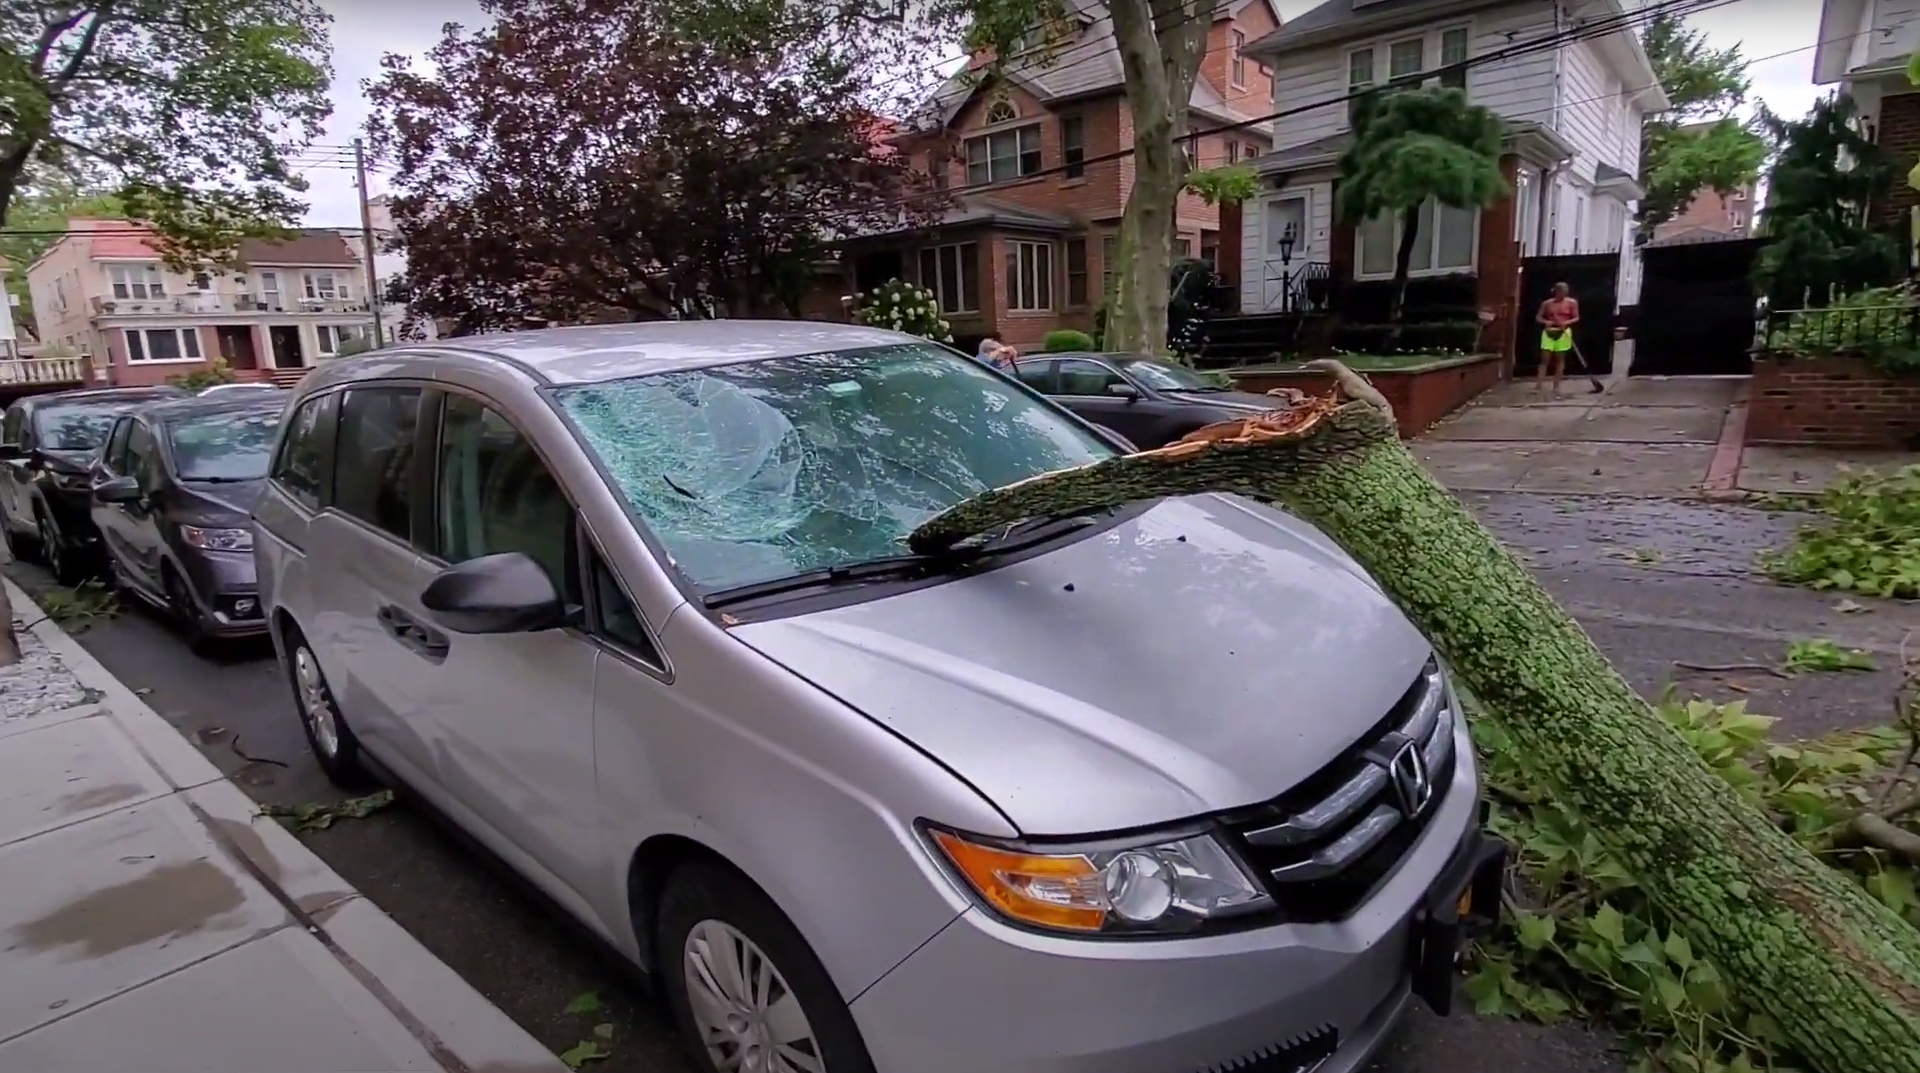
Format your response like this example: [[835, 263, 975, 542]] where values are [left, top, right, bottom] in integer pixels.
[[1231, 30, 1247, 87], [984, 99, 1018, 126]]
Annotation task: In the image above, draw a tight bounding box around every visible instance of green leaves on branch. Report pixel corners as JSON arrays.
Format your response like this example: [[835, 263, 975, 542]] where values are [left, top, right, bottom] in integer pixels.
[[1637, 15, 1765, 229], [1754, 96, 1901, 307], [1471, 694, 1920, 1073], [1184, 164, 1258, 206], [0, 0, 335, 264], [1335, 89, 1507, 227], [1764, 464, 1920, 599]]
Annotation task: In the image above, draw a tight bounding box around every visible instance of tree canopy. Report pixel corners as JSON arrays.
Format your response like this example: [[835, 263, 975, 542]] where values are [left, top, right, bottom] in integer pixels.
[[1337, 88, 1506, 332], [1638, 14, 1767, 230], [0, 0, 334, 262], [0, 175, 123, 338], [366, 0, 943, 334], [1753, 93, 1900, 308]]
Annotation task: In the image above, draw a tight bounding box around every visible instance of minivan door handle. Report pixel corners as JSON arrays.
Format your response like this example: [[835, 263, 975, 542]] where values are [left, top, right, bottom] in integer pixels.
[[376, 604, 450, 663]]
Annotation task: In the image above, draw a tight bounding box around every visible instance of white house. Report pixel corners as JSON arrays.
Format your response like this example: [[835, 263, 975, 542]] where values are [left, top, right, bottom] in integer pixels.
[[1238, 0, 1668, 341], [1813, 0, 1920, 233]]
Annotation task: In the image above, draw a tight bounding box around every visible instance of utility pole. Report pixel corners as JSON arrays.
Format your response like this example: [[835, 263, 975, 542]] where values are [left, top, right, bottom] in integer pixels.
[[353, 138, 385, 345]]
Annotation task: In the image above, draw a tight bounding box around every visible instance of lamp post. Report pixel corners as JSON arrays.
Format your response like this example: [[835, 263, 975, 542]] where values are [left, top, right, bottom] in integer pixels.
[[1278, 224, 1297, 311]]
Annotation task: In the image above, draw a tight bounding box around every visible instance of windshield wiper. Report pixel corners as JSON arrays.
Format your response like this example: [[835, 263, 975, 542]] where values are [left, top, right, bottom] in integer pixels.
[[702, 512, 1107, 609]]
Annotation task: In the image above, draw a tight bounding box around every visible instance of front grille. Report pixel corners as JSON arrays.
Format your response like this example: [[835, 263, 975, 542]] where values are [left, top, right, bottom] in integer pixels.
[[1221, 658, 1458, 922], [1196, 1024, 1338, 1073]]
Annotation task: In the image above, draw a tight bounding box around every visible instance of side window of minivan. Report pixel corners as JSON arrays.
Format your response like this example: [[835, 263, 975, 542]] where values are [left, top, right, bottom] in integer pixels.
[[1, 405, 22, 449], [333, 387, 421, 542], [272, 393, 334, 512], [584, 542, 662, 666], [433, 393, 577, 602]]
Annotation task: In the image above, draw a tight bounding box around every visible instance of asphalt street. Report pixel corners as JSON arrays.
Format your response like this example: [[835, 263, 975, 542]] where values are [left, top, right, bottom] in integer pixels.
[[10, 490, 1915, 1073]]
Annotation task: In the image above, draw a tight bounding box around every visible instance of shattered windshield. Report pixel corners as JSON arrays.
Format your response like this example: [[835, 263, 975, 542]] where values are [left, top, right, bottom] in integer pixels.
[[554, 342, 1118, 592], [32, 405, 125, 452]]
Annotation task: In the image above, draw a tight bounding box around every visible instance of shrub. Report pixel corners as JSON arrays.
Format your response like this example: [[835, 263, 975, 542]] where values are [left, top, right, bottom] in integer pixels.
[[1042, 329, 1096, 353], [852, 278, 953, 344], [1766, 284, 1920, 374], [168, 357, 237, 392]]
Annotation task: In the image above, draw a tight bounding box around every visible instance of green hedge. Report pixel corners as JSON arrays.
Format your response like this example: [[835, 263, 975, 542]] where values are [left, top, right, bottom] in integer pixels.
[[1042, 329, 1097, 353]]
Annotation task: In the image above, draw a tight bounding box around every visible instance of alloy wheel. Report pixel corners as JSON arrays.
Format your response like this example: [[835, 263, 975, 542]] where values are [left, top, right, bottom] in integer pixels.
[[682, 919, 825, 1073], [293, 646, 340, 759]]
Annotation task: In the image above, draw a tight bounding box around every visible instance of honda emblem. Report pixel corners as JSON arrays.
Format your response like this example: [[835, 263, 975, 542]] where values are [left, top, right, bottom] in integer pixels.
[[1387, 740, 1433, 817]]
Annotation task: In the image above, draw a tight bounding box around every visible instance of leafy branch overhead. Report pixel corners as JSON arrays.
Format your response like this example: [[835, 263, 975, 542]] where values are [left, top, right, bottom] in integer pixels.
[[0, 0, 336, 263], [1638, 15, 1766, 229]]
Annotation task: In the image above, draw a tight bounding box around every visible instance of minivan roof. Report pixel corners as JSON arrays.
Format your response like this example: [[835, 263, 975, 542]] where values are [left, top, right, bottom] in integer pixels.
[[344, 321, 929, 387], [136, 393, 287, 423]]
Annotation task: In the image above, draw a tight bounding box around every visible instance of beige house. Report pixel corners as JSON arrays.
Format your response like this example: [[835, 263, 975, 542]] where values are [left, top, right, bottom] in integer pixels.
[[28, 220, 377, 387]]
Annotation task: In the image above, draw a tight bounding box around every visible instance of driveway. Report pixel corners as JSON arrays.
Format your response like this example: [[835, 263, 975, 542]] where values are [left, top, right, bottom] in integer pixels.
[[1414, 377, 1744, 497]]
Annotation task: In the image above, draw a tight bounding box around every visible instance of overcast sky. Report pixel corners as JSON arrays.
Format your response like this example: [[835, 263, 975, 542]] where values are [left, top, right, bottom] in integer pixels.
[[298, 0, 1829, 228]]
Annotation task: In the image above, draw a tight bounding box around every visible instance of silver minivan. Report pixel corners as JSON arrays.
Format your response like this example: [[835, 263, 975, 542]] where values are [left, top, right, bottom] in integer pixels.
[[252, 322, 1503, 1073]]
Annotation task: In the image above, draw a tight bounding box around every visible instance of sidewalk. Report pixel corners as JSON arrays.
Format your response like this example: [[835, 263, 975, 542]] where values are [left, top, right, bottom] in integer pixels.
[[0, 577, 568, 1073], [1412, 376, 1744, 496]]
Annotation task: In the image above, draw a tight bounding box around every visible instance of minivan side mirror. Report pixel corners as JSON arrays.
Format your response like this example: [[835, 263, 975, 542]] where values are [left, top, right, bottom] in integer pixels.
[[419, 552, 566, 635], [93, 474, 143, 504]]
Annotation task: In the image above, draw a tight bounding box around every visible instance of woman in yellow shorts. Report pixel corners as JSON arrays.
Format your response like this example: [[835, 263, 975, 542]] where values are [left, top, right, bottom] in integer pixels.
[[1536, 282, 1579, 398]]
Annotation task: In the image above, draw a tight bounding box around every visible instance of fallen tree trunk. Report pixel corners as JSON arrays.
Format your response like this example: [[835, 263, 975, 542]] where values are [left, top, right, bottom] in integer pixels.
[[912, 362, 1920, 1073]]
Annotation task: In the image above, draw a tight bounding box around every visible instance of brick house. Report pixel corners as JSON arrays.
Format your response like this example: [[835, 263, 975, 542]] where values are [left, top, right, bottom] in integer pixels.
[[1237, 0, 1667, 359], [28, 221, 375, 387], [830, 0, 1282, 352], [1649, 125, 1755, 246], [1813, 0, 1920, 236]]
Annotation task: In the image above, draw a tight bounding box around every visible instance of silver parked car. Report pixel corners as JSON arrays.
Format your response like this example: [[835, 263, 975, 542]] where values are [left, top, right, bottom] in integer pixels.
[[252, 322, 1501, 1073]]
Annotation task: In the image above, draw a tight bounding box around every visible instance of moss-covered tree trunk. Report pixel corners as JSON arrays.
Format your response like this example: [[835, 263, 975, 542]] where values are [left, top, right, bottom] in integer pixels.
[[911, 365, 1920, 1073], [1104, 0, 1210, 357]]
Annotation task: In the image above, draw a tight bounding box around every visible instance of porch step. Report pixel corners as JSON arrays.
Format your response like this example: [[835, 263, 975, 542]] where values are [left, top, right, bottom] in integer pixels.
[[267, 368, 309, 390]]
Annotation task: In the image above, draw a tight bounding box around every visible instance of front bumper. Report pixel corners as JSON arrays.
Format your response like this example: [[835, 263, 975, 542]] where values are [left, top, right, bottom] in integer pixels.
[[177, 550, 268, 637], [851, 720, 1496, 1073]]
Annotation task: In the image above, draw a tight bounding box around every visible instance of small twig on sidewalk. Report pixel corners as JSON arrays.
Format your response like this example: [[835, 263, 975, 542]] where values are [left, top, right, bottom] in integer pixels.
[[1673, 660, 1793, 680], [230, 734, 289, 768]]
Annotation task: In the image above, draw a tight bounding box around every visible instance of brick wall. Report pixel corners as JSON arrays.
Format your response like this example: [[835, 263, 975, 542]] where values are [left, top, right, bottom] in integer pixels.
[[1229, 354, 1502, 438], [1873, 90, 1920, 230], [1748, 355, 1920, 447], [1475, 155, 1522, 366]]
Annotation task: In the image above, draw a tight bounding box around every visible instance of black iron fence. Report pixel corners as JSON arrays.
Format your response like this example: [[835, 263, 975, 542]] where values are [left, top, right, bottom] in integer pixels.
[[1761, 300, 1920, 366]]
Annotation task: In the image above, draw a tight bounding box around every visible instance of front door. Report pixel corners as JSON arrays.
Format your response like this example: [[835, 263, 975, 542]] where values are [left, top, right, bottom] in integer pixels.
[[1263, 196, 1309, 311], [406, 389, 600, 904], [269, 326, 304, 370]]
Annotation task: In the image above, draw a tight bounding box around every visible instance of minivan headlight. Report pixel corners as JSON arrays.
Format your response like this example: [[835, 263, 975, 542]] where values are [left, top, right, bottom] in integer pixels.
[[180, 524, 253, 552], [927, 826, 1273, 935]]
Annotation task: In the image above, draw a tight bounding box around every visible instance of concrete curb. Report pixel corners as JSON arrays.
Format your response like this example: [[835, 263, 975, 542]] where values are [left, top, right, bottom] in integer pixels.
[[1702, 380, 1751, 493], [2, 575, 568, 1073]]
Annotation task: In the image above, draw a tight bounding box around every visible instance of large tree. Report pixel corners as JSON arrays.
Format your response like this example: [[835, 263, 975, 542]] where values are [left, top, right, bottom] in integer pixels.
[[1753, 94, 1900, 308], [0, 0, 333, 262], [0, 174, 124, 338], [1336, 87, 1506, 346], [366, 0, 941, 333], [1638, 14, 1767, 231]]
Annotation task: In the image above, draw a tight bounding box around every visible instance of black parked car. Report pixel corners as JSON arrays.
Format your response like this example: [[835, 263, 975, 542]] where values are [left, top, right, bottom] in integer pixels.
[[0, 386, 189, 582], [89, 393, 284, 649], [1008, 351, 1287, 449]]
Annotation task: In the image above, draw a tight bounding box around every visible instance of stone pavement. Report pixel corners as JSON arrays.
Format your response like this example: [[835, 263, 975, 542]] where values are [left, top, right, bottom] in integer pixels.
[[1414, 376, 1743, 496], [0, 576, 568, 1073], [1736, 445, 1918, 495]]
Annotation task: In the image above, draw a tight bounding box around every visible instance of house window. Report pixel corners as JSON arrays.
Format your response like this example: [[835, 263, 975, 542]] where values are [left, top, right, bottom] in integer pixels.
[[1101, 234, 1118, 298], [302, 271, 352, 302], [1226, 139, 1240, 164], [965, 124, 1042, 185], [51, 277, 66, 312], [1389, 38, 1424, 80], [125, 328, 203, 363], [1356, 199, 1478, 278], [316, 324, 365, 357], [258, 271, 282, 308], [1439, 27, 1469, 87], [1231, 30, 1247, 86], [190, 271, 213, 291], [1062, 116, 1086, 179], [1066, 238, 1089, 307], [1347, 48, 1375, 126], [108, 264, 166, 300], [1176, 238, 1193, 260], [917, 242, 980, 314], [1005, 241, 1054, 312], [983, 99, 1018, 125], [1201, 232, 1219, 268]]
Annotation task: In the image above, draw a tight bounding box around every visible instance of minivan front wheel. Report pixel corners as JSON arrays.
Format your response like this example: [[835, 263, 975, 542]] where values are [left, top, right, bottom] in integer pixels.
[[658, 863, 874, 1073], [287, 636, 370, 788]]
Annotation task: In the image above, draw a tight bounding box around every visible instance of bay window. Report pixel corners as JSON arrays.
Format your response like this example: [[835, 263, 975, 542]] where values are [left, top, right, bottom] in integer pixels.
[[302, 271, 353, 302], [316, 324, 366, 356], [1356, 199, 1479, 279], [917, 242, 979, 314], [1004, 241, 1054, 312]]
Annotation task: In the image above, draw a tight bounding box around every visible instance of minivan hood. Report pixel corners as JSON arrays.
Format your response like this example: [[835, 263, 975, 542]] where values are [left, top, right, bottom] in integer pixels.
[[731, 494, 1432, 835], [173, 478, 266, 523]]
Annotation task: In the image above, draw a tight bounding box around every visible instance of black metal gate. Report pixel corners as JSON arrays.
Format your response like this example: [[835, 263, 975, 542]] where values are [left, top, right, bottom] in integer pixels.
[[1516, 252, 1620, 376], [1631, 238, 1767, 376]]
